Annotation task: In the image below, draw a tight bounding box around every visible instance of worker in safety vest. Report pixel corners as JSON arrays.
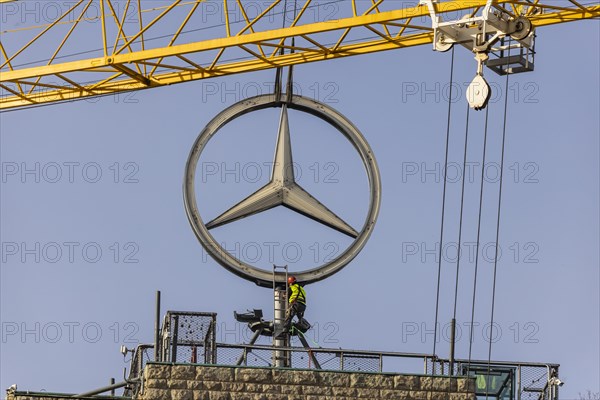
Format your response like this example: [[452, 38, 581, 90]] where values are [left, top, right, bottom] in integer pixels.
[[282, 276, 307, 333]]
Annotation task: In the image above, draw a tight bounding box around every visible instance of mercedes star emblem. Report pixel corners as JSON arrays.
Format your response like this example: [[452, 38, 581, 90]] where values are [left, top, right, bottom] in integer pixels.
[[184, 94, 381, 287]]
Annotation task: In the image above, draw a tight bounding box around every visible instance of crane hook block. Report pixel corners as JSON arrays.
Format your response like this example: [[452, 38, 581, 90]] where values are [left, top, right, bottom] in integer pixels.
[[467, 74, 491, 110]]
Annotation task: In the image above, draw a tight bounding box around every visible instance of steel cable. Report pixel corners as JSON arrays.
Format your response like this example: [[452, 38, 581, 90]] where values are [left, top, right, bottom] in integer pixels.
[[432, 46, 455, 371], [467, 104, 490, 372], [449, 103, 471, 375], [486, 42, 512, 400]]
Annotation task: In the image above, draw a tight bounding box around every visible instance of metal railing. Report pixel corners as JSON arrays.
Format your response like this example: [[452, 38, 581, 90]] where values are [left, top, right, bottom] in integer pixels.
[[123, 343, 561, 400], [123, 311, 217, 396], [160, 311, 217, 364], [120, 310, 561, 400], [123, 344, 154, 397], [214, 342, 432, 374], [426, 357, 560, 400]]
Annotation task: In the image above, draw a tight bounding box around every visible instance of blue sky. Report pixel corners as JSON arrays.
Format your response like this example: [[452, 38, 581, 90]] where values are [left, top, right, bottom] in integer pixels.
[[1, 6, 598, 399]]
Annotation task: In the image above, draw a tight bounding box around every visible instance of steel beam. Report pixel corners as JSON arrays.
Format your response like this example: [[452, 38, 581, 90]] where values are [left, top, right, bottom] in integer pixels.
[[1, 1, 598, 110]]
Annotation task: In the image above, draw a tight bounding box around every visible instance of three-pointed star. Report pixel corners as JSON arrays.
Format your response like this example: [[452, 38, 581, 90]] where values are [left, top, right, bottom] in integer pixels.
[[205, 105, 359, 239]]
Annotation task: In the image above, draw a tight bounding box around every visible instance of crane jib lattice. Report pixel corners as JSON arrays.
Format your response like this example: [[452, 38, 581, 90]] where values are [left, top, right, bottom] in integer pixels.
[[0, 0, 598, 109]]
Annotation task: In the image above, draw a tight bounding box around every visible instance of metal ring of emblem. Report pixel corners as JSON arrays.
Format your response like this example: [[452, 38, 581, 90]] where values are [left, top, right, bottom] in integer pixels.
[[184, 94, 381, 287]]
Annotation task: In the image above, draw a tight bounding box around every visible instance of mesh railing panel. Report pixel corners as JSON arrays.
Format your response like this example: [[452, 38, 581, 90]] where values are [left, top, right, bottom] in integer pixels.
[[312, 352, 341, 370], [163, 311, 217, 364], [167, 312, 215, 343], [425, 357, 457, 375], [214, 343, 425, 374], [341, 354, 381, 372], [289, 349, 344, 370], [170, 343, 213, 364], [520, 365, 553, 400], [425, 358, 558, 400], [217, 345, 273, 367]]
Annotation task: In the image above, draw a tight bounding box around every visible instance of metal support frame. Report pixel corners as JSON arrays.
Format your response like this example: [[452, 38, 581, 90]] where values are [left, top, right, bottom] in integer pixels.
[[419, 0, 534, 54], [516, 365, 522, 400], [273, 264, 290, 367], [296, 332, 322, 370], [419, 0, 540, 109], [160, 311, 217, 364], [154, 291, 161, 362], [429, 356, 560, 400], [1, 0, 598, 109], [73, 380, 128, 398], [204, 321, 217, 364], [161, 314, 170, 362], [236, 329, 263, 366], [449, 318, 456, 375], [171, 315, 179, 363]]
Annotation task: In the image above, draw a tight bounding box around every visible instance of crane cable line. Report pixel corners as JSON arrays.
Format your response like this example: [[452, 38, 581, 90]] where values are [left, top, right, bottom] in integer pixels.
[[453, 105, 471, 323], [486, 43, 512, 400], [434, 41, 512, 382], [467, 104, 491, 372], [449, 103, 471, 375], [288, 0, 299, 103], [274, 0, 298, 103], [273, 0, 287, 101], [431, 45, 455, 371]]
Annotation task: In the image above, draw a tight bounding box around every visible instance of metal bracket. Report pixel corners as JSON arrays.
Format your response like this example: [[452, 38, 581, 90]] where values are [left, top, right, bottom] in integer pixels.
[[419, 0, 534, 109], [420, 0, 532, 53]]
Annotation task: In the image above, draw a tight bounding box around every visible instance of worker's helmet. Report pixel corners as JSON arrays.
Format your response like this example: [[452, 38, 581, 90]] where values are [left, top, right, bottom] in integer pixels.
[[287, 276, 297, 285]]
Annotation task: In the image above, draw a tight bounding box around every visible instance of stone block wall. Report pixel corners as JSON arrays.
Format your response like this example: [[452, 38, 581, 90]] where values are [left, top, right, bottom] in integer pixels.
[[7, 394, 125, 400], [139, 363, 476, 400], [5, 363, 476, 400]]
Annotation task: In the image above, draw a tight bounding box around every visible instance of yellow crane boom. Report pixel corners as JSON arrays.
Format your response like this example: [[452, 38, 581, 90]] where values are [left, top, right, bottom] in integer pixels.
[[0, 0, 598, 110]]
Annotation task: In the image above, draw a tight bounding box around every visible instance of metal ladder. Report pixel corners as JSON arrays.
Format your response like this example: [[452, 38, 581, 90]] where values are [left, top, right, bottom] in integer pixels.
[[272, 264, 289, 367]]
